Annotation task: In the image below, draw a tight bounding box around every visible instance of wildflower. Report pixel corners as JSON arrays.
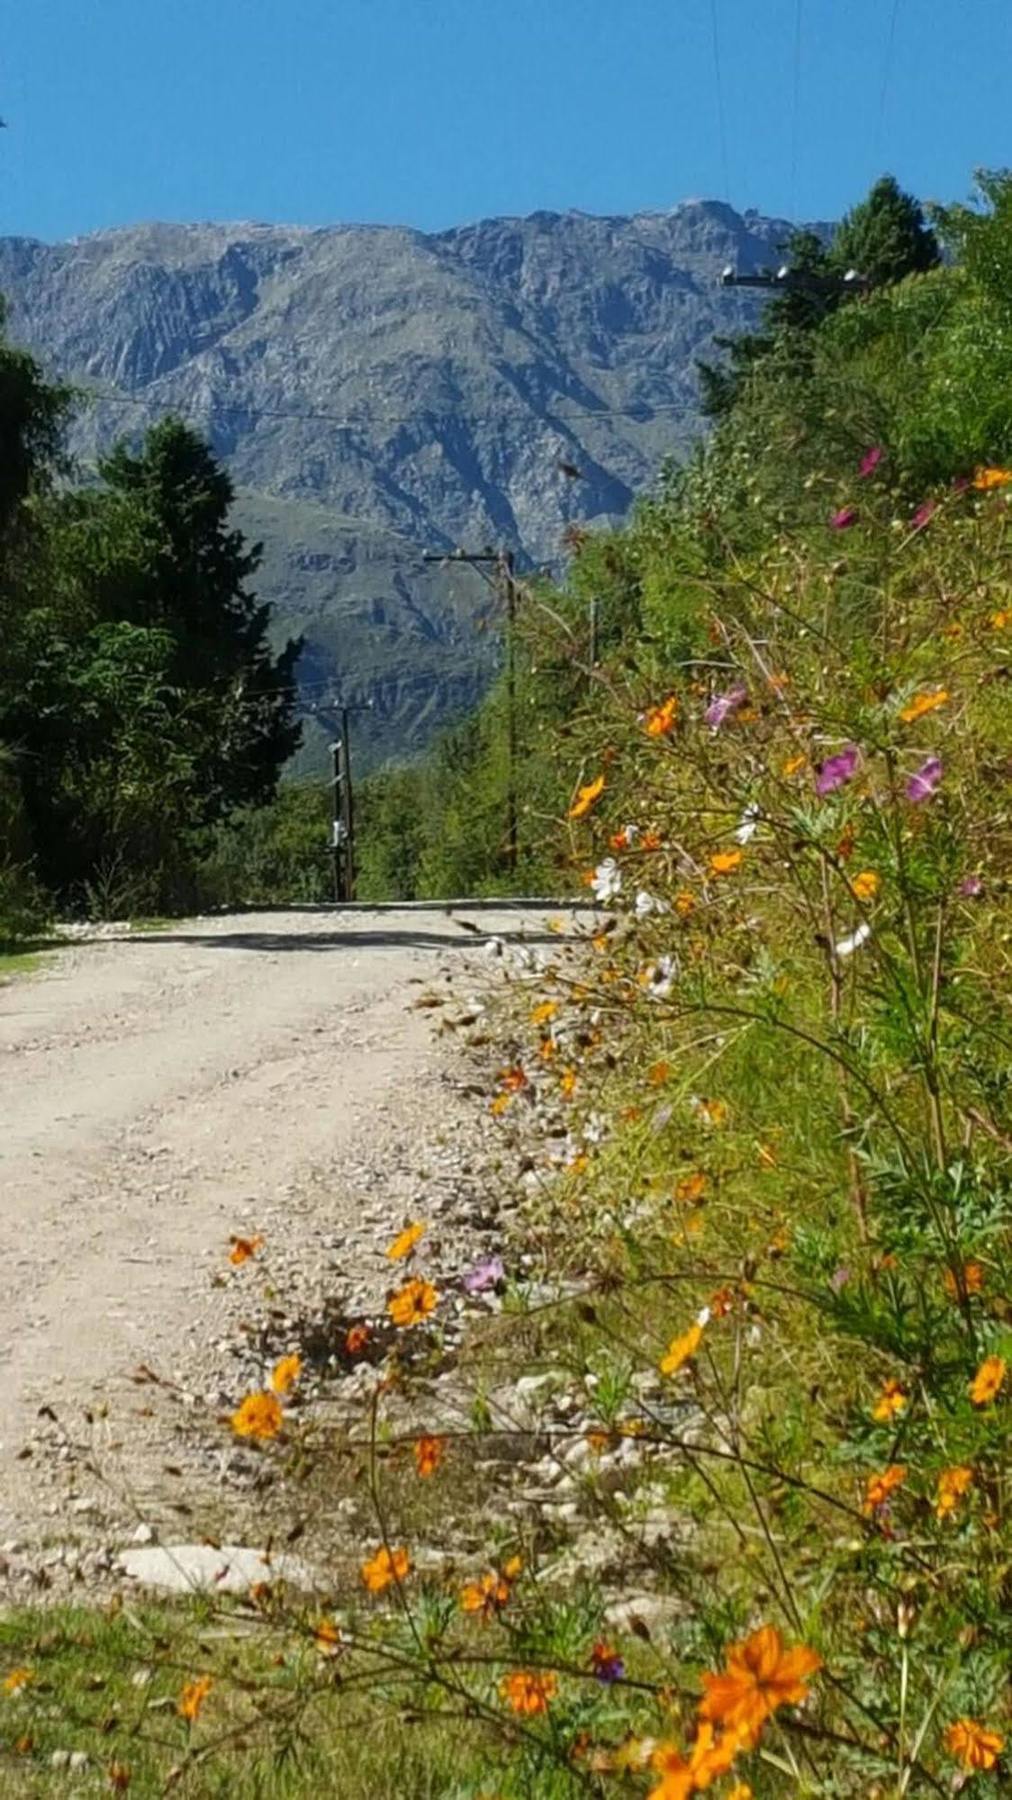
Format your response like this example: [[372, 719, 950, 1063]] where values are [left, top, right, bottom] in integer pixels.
[[648, 1059, 670, 1085], [178, 1675, 213, 1723], [899, 688, 948, 723], [972, 466, 1012, 490], [2, 1668, 32, 1696], [850, 870, 880, 901], [646, 954, 678, 999], [559, 1067, 577, 1096], [872, 1379, 907, 1422], [782, 752, 807, 777], [970, 1355, 1006, 1406], [229, 1233, 264, 1266], [462, 1254, 504, 1295], [489, 1092, 511, 1116], [991, 609, 1010, 628], [674, 889, 696, 916], [645, 694, 679, 736], [944, 1718, 1004, 1771], [344, 1322, 370, 1355], [906, 755, 943, 802], [231, 1391, 283, 1440], [831, 505, 858, 529], [726, 1788, 753, 1800], [859, 446, 884, 477], [267, 1353, 301, 1397], [569, 774, 605, 819], [500, 1669, 557, 1714], [635, 887, 669, 918], [863, 1464, 907, 1515], [834, 921, 872, 959], [590, 1641, 625, 1684], [699, 1625, 821, 1739], [704, 684, 748, 730], [709, 1285, 735, 1317], [709, 849, 743, 876], [676, 1171, 707, 1203], [460, 1569, 512, 1619], [388, 1277, 438, 1328], [815, 744, 860, 795], [735, 803, 760, 845], [386, 1220, 426, 1261], [935, 1465, 973, 1520], [413, 1434, 445, 1477], [314, 1617, 342, 1656], [650, 1721, 745, 1797], [911, 499, 937, 530], [591, 858, 622, 903], [959, 873, 984, 898], [611, 824, 638, 849], [693, 1096, 728, 1127], [660, 1321, 703, 1376], [362, 1546, 410, 1594], [499, 1066, 527, 1092], [530, 999, 558, 1026], [944, 1261, 984, 1299], [641, 830, 663, 850]]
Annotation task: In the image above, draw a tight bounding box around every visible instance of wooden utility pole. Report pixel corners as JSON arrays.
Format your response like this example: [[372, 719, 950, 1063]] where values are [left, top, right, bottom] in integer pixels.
[[324, 700, 370, 902]]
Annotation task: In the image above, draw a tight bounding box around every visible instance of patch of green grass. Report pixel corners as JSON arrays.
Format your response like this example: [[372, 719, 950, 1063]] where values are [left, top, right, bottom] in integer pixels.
[[0, 943, 55, 983]]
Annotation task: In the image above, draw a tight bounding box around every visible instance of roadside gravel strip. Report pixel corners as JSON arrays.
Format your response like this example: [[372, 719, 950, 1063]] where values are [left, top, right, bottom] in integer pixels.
[[0, 905, 565, 1561]]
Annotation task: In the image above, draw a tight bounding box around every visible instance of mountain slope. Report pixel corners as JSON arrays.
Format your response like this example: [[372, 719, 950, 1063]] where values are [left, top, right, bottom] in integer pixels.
[[0, 201, 807, 768]]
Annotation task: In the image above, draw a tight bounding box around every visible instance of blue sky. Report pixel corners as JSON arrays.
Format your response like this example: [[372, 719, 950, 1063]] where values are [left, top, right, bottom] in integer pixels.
[[3, 0, 1009, 241]]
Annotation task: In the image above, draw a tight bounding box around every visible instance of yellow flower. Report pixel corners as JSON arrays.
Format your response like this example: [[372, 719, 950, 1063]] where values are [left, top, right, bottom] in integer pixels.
[[695, 1096, 728, 1128], [229, 1233, 264, 1266], [530, 1000, 558, 1026], [314, 1617, 343, 1656], [850, 869, 880, 902], [499, 1669, 557, 1714], [675, 1171, 707, 1204], [178, 1675, 213, 1723], [782, 752, 807, 777], [674, 890, 696, 916], [386, 1220, 426, 1261], [413, 1434, 445, 1477], [270, 1354, 302, 1396], [970, 1354, 1006, 1406], [361, 1545, 411, 1593], [899, 688, 949, 723], [2, 1668, 33, 1696], [460, 1569, 512, 1620], [660, 1321, 703, 1376], [489, 1092, 512, 1116], [991, 609, 1010, 629], [972, 466, 1012, 490], [862, 1464, 906, 1515], [935, 1465, 973, 1520], [872, 1378, 907, 1423], [645, 694, 679, 737], [231, 1391, 283, 1440], [569, 774, 605, 819], [944, 1717, 1004, 1771], [388, 1277, 438, 1328], [559, 1067, 577, 1097], [709, 849, 743, 876]]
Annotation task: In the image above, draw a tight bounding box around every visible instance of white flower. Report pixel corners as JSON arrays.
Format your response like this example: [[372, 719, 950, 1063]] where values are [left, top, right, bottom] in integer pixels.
[[582, 1111, 607, 1144], [617, 823, 639, 846], [635, 888, 669, 919], [591, 858, 622, 903], [735, 803, 760, 845], [834, 920, 872, 959], [646, 953, 678, 998]]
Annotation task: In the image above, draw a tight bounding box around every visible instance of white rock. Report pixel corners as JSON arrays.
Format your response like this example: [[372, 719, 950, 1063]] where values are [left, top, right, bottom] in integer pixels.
[[116, 1543, 320, 1595]]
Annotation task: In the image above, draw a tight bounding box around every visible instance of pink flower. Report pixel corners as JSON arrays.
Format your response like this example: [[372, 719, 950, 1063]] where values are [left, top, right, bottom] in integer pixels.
[[911, 500, 937, 531], [815, 744, 860, 796], [462, 1255, 505, 1295], [906, 756, 943, 803], [831, 506, 858, 529], [859, 447, 884, 478], [959, 873, 983, 898], [704, 683, 748, 730]]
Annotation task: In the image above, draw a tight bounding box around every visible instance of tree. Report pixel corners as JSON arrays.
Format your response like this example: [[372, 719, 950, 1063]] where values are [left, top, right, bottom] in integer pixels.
[[828, 174, 940, 287]]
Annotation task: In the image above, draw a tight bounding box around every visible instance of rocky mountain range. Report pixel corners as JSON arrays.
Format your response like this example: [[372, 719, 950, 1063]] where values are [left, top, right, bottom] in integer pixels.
[[0, 201, 805, 770]]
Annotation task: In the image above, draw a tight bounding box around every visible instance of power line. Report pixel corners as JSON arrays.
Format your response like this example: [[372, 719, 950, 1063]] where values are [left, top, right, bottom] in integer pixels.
[[73, 386, 702, 433], [709, 0, 731, 203]]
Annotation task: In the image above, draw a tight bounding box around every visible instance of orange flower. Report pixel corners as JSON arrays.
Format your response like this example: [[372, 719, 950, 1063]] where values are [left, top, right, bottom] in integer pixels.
[[660, 1321, 703, 1376], [972, 465, 1012, 490], [935, 1465, 973, 1521], [872, 1379, 907, 1423], [863, 1464, 907, 1515], [694, 1097, 728, 1128], [499, 1066, 528, 1092], [178, 1675, 213, 1723], [461, 1569, 512, 1620], [944, 1261, 984, 1299], [361, 1545, 411, 1593], [490, 1092, 512, 1116], [388, 1277, 438, 1329], [676, 1171, 707, 1204], [231, 1391, 283, 1440], [850, 870, 880, 902], [645, 695, 679, 737], [899, 688, 949, 724], [648, 1060, 671, 1086], [970, 1354, 1006, 1406], [386, 1220, 426, 1261], [413, 1434, 445, 1478], [674, 890, 696, 916], [559, 1068, 577, 1097], [2, 1668, 32, 1696], [270, 1354, 302, 1396], [499, 1669, 557, 1714], [782, 753, 806, 777], [229, 1233, 264, 1266], [569, 774, 605, 819], [314, 1617, 343, 1657], [944, 1718, 1004, 1771], [991, 609, 1010, 629], [699, 1625, 821, 1739], [530, 1000, 558, 1026], [642, 830, 664, 851], [344, 1323, 370, 1355], [709, 849, 743, 876], [709, 1286, 736, 1318]]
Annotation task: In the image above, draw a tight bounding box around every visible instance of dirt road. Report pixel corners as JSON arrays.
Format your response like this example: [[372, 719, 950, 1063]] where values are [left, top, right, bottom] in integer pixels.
[[0, 905, 556, 1548]]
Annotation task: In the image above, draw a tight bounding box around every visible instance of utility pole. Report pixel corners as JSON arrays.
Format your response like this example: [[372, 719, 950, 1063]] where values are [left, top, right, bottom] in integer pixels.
[[423, 546, 519, 873], [321, 699, 372, 903]]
